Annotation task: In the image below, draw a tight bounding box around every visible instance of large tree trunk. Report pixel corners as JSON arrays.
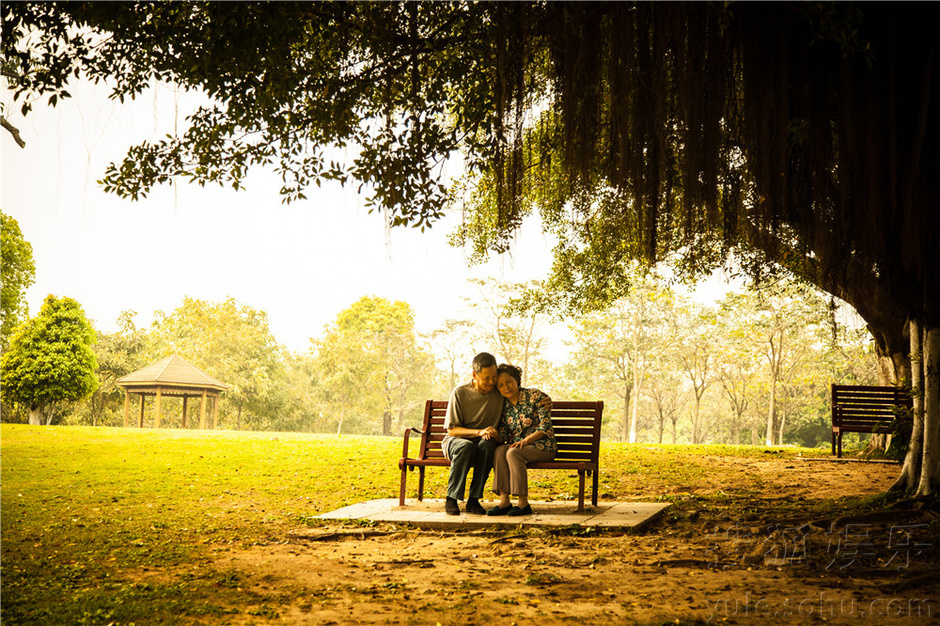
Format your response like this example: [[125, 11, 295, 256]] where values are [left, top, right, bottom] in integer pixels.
[[811, 255, 912, 386], [915, 324, 940, 496], [871, 322, 913, 386], [867, 316, 910, 453], [892, 317, 925, 492]]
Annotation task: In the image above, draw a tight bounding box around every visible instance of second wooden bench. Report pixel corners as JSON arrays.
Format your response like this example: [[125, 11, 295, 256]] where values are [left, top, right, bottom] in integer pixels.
[[831, 384, 913, 458]]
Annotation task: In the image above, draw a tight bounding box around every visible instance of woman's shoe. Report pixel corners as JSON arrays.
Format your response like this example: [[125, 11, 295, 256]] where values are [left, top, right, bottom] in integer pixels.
[[507, 504, 532, 517], [487, 505, 513, 516]]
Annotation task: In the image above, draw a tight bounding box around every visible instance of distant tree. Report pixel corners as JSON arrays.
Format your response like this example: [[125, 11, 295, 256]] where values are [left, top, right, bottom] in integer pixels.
[[0, 211, 36, 351], [717, 360, 756, 446], [273, 351, 327, 433], [312, 326, 376, 435], [645, 359, 687, 445], [676, 306, 718, 445], [314, 296, 434, 435], [466, 278, 549, 385], [714, 293, 763, 445], [627, 276, 683, 443], [722, 279, 829, 445], [1, 295, 98, 424], [568, 274, 682, 443], [429, 318, 476, 392], [150, 297, 284, 430], [569, 309, 633, 442], [76, 310, 151, 427]]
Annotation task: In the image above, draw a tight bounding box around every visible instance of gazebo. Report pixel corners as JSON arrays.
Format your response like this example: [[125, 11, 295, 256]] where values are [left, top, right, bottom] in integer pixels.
[[116, 355, 229, 429]]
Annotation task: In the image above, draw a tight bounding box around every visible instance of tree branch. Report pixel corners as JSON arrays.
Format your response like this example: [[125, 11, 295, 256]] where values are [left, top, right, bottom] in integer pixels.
[[1, 116, 26, 148]]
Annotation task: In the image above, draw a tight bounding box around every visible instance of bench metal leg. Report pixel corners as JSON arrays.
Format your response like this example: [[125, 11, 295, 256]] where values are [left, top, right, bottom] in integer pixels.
[[577, 470, 586, 513], [591, 469, 599, 507], [399, 465, 408, 506], [417, 467, 426, 501]]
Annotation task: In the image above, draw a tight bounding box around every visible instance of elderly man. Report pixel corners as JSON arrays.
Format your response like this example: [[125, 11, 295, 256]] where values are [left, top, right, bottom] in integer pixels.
[[441, 352, 504, 515]]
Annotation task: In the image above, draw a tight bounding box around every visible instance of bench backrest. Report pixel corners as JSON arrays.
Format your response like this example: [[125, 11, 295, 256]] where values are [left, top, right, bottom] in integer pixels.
[[416, 399, 604, 463], [831, 384, 912, 427]]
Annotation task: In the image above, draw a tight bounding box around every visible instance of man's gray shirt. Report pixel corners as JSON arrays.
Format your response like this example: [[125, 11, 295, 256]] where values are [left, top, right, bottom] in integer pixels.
[[441, 383, 504, 459]]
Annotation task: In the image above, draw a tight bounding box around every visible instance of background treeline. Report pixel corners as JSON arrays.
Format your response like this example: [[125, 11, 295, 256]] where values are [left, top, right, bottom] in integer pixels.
[[1, 270, 877, 447]]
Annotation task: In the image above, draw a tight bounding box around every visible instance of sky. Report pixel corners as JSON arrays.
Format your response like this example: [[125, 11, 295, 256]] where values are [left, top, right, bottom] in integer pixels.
[[1, 79, 564, 356]]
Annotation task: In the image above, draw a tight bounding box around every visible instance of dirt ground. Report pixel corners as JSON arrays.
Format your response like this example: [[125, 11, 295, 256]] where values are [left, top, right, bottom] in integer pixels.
[[218, 456, 939, 624]]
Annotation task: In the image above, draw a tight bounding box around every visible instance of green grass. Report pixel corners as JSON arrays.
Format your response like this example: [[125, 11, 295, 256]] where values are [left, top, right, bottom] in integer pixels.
[[1, 425, 829, 624], [1, 425, 411, 624]]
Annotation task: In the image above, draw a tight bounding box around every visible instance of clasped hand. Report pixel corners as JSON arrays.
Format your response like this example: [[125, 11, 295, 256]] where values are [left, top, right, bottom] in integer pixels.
[[478, 426, 499, 440]]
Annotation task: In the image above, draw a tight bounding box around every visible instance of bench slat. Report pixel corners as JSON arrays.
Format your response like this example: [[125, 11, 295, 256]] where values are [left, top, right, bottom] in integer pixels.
[[528, 462, 597, 470], [837, 421, 894, 429], [551, 455, 596, 462], [836, 403, 907, 410], [553, 428, 597, 437]]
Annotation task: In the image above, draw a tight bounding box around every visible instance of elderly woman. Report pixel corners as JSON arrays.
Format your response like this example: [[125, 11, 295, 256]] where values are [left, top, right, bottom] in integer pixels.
[[487, 364, 556, 517]]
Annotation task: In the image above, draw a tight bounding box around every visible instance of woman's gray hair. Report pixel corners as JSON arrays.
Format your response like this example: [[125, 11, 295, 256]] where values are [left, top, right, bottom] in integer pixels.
[[496, 363, 522, 386]]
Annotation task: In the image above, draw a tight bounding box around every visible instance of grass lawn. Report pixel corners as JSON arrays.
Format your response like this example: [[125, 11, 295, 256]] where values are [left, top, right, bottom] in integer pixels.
[[0, 424, 869, 624]]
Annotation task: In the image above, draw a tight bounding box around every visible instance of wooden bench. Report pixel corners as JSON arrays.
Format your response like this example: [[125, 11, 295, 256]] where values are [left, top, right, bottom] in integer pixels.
[[831, 384, 913, 458], [399, 399, 604, 512]]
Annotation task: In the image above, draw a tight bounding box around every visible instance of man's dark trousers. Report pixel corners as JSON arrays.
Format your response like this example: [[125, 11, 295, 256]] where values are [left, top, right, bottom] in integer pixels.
[[445, 437, 499, 500]]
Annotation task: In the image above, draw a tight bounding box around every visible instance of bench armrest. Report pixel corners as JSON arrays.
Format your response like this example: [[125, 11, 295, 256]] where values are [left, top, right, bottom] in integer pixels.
[[401, 426, 427, 461]]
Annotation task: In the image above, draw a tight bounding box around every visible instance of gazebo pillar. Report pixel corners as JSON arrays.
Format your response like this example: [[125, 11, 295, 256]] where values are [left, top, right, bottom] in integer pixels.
[[138, 395, 146, 427], [212, 395, 219, 429], [182, 396, 188, 429], [123, 389, 130, 427], [155, 387, 162, 429], [199, 389, 207, 429]]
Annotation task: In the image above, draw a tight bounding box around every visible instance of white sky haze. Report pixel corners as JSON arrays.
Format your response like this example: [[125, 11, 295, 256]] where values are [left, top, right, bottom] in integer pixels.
[[2, 80, 559, 354]]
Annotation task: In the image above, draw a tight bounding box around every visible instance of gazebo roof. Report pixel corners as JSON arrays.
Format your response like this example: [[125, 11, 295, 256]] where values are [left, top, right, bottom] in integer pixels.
[[117, 355, 229, 393]]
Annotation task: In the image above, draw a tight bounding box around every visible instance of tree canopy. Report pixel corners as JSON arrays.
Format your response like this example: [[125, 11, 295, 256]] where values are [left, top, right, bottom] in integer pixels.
[[4, 3, 935, 328], [0, 295, 98, 424], [312, 296, 433, 435], [0, 211, 36, 349]]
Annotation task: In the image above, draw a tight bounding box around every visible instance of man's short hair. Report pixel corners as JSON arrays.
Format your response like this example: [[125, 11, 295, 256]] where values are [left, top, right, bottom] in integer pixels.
[[472, 352, 497, 373]]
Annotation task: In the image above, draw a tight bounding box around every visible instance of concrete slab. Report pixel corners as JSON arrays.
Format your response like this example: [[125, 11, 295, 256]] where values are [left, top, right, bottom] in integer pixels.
[[316, 498, 670, 531]]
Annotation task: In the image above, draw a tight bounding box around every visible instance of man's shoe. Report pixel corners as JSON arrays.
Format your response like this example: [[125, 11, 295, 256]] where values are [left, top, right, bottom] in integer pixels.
[[465, 498, 486, 515], [486, 505, 513, 516], [507, 504, 532, 517], [445, 497, 460, 516]]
